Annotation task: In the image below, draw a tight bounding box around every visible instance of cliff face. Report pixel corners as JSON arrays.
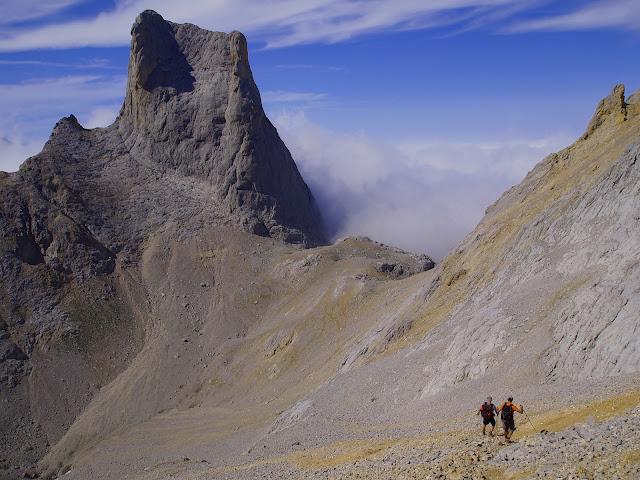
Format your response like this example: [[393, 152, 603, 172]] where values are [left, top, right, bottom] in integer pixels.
[[118, 11, 324, 244], [2, 11, 323, 278]]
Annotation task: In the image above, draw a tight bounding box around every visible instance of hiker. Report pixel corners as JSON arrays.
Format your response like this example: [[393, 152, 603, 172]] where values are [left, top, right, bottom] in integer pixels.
[[497, 396, 524, 441], [477, 396, 498, 436]]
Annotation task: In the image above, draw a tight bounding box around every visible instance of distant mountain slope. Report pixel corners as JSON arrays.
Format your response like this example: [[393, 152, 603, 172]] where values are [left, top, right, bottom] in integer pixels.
[[411, 84, 640, 394]]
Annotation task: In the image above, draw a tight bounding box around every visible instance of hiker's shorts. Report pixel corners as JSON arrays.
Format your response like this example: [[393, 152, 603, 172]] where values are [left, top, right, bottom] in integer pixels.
[[502, 418, 515, 432], [483, 418, 495, 426]]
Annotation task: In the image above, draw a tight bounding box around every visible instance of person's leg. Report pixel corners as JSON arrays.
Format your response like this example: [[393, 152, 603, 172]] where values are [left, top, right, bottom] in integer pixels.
[[489, 419, 495, 436], [482, 422, 486, 435], [505, 420, 515, 440]]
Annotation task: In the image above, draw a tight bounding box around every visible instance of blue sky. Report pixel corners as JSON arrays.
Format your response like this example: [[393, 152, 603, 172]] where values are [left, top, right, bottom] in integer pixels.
[[1, 0, 639, 257]]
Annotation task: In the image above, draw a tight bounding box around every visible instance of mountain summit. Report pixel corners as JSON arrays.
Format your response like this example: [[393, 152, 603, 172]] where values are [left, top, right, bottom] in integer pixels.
[[118, 10, 324, 245], [5, 10, 323, 278]]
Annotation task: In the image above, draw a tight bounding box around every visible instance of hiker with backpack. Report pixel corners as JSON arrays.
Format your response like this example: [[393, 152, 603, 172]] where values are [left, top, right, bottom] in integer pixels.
[[477, 396, 498, 436], [497, 396, 524, 441]]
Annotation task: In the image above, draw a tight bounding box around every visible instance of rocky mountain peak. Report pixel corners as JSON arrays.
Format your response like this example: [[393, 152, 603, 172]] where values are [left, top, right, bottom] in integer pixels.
[[583, 83, 628, 139], [116, 10, 324, 245], [7, 10, 324, 260]]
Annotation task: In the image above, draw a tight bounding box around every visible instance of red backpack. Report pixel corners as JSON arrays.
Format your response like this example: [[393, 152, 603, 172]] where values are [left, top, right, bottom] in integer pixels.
[[480, 403, 495, 419]]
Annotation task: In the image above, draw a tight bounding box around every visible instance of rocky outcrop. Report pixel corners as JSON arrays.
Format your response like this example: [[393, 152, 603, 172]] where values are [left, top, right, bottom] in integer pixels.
[[2, 11, 323, 279], [583, 83, 627, 139]]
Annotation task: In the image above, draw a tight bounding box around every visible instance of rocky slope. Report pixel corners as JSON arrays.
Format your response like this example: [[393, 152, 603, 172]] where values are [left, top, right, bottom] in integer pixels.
[[414, 83, 640, 393], [2, 10, 640, 480]]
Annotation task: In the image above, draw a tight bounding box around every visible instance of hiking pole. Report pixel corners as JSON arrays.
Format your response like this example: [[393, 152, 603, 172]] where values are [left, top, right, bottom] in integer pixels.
[[524, 411, 535, 430]]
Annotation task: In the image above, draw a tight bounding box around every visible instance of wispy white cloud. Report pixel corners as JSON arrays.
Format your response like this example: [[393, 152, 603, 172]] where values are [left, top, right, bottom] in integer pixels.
[[0, 0, 83, 25], [85, 105, 120, 128], [275, 64, 346, 72], [274, 111, 569, 258], [507, 0, 640, 33], [0, 0, 528, 52], [0, 58, 122, 69], [262, 90, 328, 104], [0, 75, 125, 112], [0, 1, 635, 52]]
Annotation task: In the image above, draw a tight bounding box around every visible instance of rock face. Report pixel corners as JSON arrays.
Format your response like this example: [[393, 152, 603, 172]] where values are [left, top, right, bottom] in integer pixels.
[[2, 11, 323, 274], [119, 11, 324, 244], [412, 84, 640, 394]]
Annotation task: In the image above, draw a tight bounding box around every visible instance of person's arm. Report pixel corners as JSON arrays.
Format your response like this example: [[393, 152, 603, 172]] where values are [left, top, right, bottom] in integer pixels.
[[515, 404, 524, 414]]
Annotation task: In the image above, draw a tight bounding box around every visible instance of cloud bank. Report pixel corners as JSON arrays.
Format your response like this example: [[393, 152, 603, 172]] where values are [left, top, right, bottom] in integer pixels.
[[274, 112, 569, 259]]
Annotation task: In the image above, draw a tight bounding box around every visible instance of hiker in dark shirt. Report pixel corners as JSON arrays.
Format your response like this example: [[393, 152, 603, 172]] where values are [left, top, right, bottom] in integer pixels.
[[497, 396, 524, 441], [477, 396, 498, 436]]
